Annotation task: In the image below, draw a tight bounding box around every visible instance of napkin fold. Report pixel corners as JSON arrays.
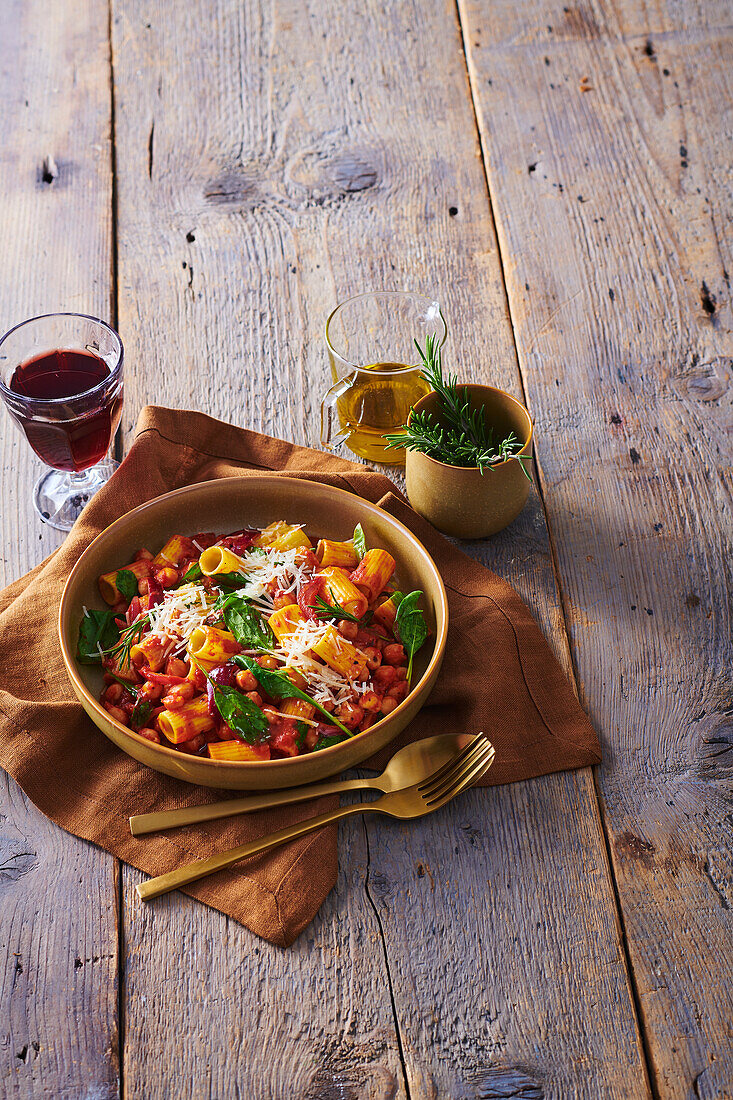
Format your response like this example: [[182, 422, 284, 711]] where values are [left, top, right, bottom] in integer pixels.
[[0, 407, 600, 946]]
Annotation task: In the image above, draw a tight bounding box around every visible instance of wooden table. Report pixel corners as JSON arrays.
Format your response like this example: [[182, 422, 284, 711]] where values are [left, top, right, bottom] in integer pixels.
[[2, 1, 731, 1096]]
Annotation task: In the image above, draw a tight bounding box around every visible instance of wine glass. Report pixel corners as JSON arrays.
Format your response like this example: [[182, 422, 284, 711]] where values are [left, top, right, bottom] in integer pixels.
[[0, 313, 124, 531]]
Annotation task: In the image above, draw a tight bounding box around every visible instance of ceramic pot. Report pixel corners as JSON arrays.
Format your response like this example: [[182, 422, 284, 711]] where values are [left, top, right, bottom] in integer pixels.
[[404, 384, 534, 538]]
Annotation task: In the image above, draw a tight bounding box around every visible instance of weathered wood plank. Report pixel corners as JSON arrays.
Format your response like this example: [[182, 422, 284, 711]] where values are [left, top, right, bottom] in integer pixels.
[[112, 0, 648, 1095], [365, 495, 651, 1099], [122, 812, 407, 1100], [458, 1, 733, 1095], [0, 2, 119, 1096]]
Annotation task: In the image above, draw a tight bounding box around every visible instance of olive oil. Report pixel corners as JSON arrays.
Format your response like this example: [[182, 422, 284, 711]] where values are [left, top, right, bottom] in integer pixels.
[[335, 362, 431, 464]]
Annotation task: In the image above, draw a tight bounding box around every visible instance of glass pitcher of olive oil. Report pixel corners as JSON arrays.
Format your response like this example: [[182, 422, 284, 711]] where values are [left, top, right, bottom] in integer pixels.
[[322, 291, 446, 465]]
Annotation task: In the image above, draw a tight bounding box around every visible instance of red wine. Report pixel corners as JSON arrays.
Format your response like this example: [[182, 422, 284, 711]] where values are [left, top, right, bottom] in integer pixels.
[[10, 348, 109, 399], [8, 349, 122, 471]]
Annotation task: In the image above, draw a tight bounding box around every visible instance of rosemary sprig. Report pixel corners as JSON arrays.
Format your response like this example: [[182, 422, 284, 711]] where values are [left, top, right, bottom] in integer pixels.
[[101, 615, 150, 669], [383, 334, 532, 480], [310, 593, 362, 624]]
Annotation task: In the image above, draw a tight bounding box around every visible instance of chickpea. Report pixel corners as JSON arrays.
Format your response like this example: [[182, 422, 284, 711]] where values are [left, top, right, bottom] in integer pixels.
[[137, 578, 149, 595], [337, 620, 358, 641], [394, 666, 408, 681], [161, 682, 195, 709], [166, 657, 188, 678], [262, 704, 280, 724], [156, 566, 178, 588], [138, 726, 161, 744], [104, 704, 128, 724], [386, 681, 409, 703], [351, 662, 370, 682], [246, 691, 263, 708], [360, 691, 381, 712], [104, 682, 123, 705], [383, 644, 406, 666], [236, 669, 258, 692], [139, 680, 163, 702], [258, 654, 280, 670], [336, 701, 364, 729], [177, 733, 206, 754], [374, 664, 397, 686], [380, 696, 399, 715], [362, 646, 381, 671]]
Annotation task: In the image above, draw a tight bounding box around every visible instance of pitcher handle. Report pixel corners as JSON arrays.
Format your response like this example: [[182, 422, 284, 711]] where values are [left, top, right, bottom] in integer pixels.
[[320, 375, 354, 451]]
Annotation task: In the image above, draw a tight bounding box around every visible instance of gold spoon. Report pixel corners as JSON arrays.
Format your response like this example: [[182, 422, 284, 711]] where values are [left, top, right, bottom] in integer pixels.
[[129, 733, 479, 837]]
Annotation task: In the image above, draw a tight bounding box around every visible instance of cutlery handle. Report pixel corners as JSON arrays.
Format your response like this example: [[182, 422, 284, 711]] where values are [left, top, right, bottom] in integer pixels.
[[136, 802, 373, 901], [129, 776, 373, 836]]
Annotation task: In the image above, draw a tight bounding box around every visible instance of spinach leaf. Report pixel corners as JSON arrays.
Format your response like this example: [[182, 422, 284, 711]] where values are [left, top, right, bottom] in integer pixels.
[[233, 656, 353, 737], [116, 569, 138, 604], [314, 732, 347, 751], [394, 590, 428, 683], [211, 683, 270, 744], [77, 609, 121, 665], [221, 594, 275, 650], [353, 523, 367, 560], [212, 571, 250, 590], [130, 697, 153, 730], [295, 720, 309, 751], [181, 562, 203, 583]]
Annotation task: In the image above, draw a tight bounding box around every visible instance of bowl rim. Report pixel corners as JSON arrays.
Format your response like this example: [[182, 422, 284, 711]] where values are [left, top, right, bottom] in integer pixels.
[[58, 476, 449, 772], [408, 383, 534, 471]]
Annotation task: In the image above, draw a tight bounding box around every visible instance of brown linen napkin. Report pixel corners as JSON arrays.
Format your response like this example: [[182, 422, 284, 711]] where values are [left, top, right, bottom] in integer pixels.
[[0, 406, 600, 946]]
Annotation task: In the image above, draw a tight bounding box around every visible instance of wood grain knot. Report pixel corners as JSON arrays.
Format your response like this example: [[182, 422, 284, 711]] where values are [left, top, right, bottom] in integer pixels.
[[286, 144, 380, 207], [614, 831, 655, 866], [0, 835, 38, 884], [696, 720, 733, 778], [305, 1051, 397, 1099], [204, 170, 260, 208], [466, 1066, 543, 1099], [328, 153, 378, 193], [681, 358, 730, 403]]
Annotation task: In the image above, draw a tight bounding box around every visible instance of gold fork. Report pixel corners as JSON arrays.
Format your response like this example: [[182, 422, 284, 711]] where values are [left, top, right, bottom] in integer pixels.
[[136, 734, 495, 902]]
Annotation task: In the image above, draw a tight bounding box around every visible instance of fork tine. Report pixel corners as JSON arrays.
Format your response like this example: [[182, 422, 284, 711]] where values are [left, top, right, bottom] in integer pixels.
[[417, 734, 488, 794], [424, 742, 494, 805], [418, 735, 491, 798], [424, 748, 495, 809]]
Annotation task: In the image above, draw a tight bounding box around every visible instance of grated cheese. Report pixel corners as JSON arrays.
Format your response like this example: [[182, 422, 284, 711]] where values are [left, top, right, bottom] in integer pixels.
[[267, 618, 369, 707], [140, 582, 219, 657], [223, 546, 313, 605], [124, 544, 370, 708]]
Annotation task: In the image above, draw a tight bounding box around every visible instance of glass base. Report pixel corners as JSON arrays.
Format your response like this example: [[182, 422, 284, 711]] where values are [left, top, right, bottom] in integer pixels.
[[34, 461, 118, 531]]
